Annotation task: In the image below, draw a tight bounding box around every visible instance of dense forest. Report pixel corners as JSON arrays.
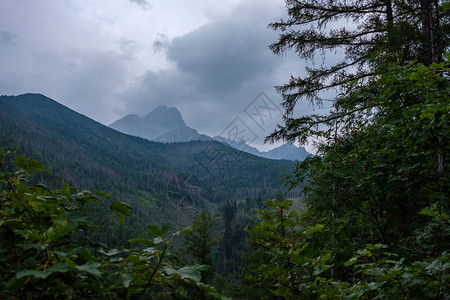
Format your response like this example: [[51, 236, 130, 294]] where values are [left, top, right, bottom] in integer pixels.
[[0, 93, 293, 249], [1, 0, 449, 299]]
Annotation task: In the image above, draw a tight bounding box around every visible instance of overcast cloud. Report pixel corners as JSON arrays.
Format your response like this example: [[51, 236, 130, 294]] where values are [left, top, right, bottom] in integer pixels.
[[0, 0, 329, 150]]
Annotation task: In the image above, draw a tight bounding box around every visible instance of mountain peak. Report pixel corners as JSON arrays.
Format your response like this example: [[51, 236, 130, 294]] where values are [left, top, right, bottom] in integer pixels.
[[143, 105, 186, 128], [109, 105, 212, 142], [119, 114, 141, 122]]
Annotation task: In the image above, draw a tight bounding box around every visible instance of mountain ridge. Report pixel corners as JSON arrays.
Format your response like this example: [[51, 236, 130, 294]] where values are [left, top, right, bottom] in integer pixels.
[[109, 105, 211, 142], [215, 137, 311, 161], [111, 106, 311, 161], [0, 93, 294, 245]]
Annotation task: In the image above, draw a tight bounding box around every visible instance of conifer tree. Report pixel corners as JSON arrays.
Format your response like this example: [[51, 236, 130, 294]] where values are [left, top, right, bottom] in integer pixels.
[[248, 1, 450, 298], [268, 0, 449, 143], [183, 211, 217, 283]]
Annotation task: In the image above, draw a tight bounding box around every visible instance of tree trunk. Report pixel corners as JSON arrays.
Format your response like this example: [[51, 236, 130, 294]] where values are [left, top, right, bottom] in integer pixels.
[[420, 0, 434, 65], [385, 0, 394, 28], [433, 0, 444, 62]]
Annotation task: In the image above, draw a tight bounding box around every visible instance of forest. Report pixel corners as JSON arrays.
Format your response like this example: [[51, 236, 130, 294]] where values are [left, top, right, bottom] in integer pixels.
[[1, 0, 449, 299]]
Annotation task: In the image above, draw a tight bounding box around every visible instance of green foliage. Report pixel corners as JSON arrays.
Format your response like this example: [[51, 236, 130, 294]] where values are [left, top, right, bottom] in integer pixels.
[[122, 224, 216, 299], [267, 0, 450, 142], [180, 211, 218, 298], [243, 195, 336, 298], [183, 211, 217, 275], [0, 149, 219, 299], [213, 197, 268, 277], [109, 200, 132, 223], [344, 204, 449, 299], [243, 55, 450, 298]]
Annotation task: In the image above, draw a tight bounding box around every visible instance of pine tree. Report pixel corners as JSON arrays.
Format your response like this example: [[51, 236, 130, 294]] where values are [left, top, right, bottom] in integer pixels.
[[253, 1, 450, 298], [267, 0, 449, 143], [183, 211, 217, 283]]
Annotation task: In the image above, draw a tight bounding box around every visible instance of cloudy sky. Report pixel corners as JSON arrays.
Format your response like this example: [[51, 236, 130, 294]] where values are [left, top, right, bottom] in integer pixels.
[[0, 0, 331, 151]]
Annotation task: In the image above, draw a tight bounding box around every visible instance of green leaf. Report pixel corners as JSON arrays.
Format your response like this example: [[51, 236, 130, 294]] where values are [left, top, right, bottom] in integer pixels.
[[152, 236, 165, 244], [73, 191, 101, 205], [109, 200, 133, 222], [76, 261, 102, 276], [13, 155, 44, 171], [94, 189, 110, 197], [45, 215, 69, 240], [304, 224, 324, 235], [173, 226, 192, 236], [16, 269, 46, 279], [128, 237, 154, 245], [147, 224, 169, 236], [106, 273, 132, 288], [22, 243, 46, 252], [59, 181, 76, 197], [163, 265, 207, 283], [46, 262, 71, 274], [98, 248, 121, 256], [16, 262, 70, 279], [345, 257, 359, 266]]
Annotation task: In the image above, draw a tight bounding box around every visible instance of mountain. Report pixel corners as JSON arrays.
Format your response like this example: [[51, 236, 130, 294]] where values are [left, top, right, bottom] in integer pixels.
[[109, 105, 211, 142], [217, 137, 311, 161], [214, 137, 262, 156], [155, 126, 211, 143], [264, 143, 311, 161], [111, 106, 311, 160], [0, 93, 294, 246]]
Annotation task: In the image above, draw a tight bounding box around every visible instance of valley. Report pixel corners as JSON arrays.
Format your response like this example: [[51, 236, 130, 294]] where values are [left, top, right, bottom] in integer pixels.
[[0, 93, 300, 247]]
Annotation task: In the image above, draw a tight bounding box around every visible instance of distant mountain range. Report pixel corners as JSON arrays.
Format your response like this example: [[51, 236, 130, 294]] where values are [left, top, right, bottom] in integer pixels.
[[0, 93, 295, 246], [109, 106, 211, 143], [110, 106, 312, 161], [215, 137, 311, 161]]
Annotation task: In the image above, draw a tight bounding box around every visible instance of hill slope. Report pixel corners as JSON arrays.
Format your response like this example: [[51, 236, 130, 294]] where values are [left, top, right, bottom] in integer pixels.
[[0, 93, 293, 245]]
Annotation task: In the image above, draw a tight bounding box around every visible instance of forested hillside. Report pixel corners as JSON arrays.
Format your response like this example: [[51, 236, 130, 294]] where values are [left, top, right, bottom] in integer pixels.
[[0, 93, 293, 246]]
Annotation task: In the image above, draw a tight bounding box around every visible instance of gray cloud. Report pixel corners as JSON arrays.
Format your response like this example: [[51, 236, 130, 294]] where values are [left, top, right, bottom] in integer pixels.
[[57, 51, 129, 115], [129, 0, 152, 10], [167, 21, 277, 94], [120, 0, 310, 142], [0, 31, 20, 45], [119, 39, 139, 59], [0, 43, 130, 124], [152, 33, 170, 53], [0, 0, 321, 151]]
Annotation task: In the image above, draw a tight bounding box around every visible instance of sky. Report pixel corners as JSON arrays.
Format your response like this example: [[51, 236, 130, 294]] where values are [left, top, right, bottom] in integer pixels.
[[0, 0, 333, 151]]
